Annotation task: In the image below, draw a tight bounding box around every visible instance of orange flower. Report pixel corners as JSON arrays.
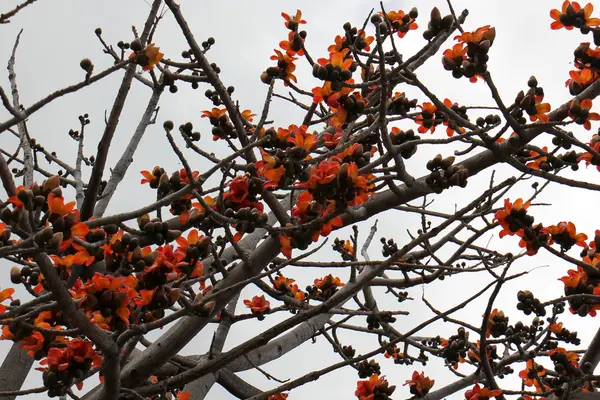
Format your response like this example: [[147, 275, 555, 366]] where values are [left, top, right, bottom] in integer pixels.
[[380, 10, 419, 38], [570, 98, 600, 130], [175, 229, 203, 249], [526, 146, 549, 171], [256, 149, 286, 189], [279, 31, 305, 57], [454, 25, 494, 44], [549, 322, 564, 334], [303, 160, 340, 190], [0, 288, 14, 314], [529, 95, 551, 122], [312, 81, 335, 104], [314, 274, 344, 289], [494, 198, 531, 238], [464, 381, 502, 400], [442, 99, 467, 136], [50, 252, 90, 269], [416, 102, 438, 133], [140, 167, 161, 187], [328, 31, 374, 53], [201, 108, 228, 121], [566, 68, 599, 88], [279, 233, 293, 260], [546, 221, 588, 250], [550, 1, 600, 30], [0, 222, 8, 237], [129, 44, 163, 71], [548, 347, 580, 366], [519, 359, 546, 388], [241, 109, 256, 122], [318, 48, 353, 71], [288, 126, 319, 156], [270, 49, 298, 83], [559, 266, 587, 288], [243, 295, 271, 313], [272, 275, 305, 301], [357, 374, 395, 399], [486, 308, 506, 338], [443, 43, 467, 63], [281, 10, 305, 29], [404, 371, 435, 397], [7, 185, 28, 208], [47, 193, 76, 217]]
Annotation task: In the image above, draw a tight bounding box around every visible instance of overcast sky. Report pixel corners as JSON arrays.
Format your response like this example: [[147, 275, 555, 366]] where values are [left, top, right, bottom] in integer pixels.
[[0, 0, 598, 399]]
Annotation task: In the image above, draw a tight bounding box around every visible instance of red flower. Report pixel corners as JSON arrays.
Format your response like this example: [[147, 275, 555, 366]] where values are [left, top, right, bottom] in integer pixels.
[[270, 49, 298, 84], [519, 359, 546, 388], [380, 10, 419, 38], [529, 95, 551, 123], [546, 221, 588, 250], [416, 102, 438, 133], [7, 185, 28, 208], [443, 99, 467, 136], [243, 295, 271, 313], [288, 124, 319, 155], [454, 25, 495, 44], [494, 198, 531, 238], [279, 233, 293, 260], [550, 1, 600, 30], [314, 274, 344, 289], [201, 107, 228, 121], [404, 371, 435, 397], [281, 10, 306, 29], [464, 382, 502, 400], [559, 266, 587, 288], [279, 31, 305, 56], [302, 160, 341, 190], [129, 44, 163, 71], [357, 374, 395, 399], [0, 288, 14, 314], [570, 98, 600, 130], [548, 347, 580, 367]]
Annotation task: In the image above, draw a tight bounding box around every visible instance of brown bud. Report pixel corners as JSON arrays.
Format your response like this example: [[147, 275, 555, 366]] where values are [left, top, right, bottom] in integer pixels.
[[442, 56, 456, 71], [440, 156, 455, 170], [51, 187, 62, 198], [527, 75, 538, 88], [484, 27, 496, 42], [479, 40, 491, 52], [17, 190, 30, 209], [137, 214, 151, 230], [158, 172, 170, 193], [10, 266, 21, 284], [80, 58, 93, 73], [34, 227, 54, 246], [430, 7, 442, 26], [448, 173, 461, 186], [49, 232, 63, 249], [130, 38, 143, 52], [260, 71, 273, 84], [168, 288, 181, 305]]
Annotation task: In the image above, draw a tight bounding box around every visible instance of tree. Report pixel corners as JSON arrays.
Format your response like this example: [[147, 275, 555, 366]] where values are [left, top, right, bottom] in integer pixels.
[[0, 0, 600, 399]]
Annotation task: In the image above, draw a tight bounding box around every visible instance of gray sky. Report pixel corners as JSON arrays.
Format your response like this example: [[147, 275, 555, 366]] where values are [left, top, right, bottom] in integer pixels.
[[0, 0, 598, 399]]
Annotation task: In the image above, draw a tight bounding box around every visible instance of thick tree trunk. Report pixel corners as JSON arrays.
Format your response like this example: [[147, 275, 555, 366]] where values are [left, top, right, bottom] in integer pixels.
[[0, 343, 34, 400]]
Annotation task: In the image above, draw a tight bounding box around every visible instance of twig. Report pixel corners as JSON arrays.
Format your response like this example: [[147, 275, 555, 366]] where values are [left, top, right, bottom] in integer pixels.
[[7, 29, 33, 187]]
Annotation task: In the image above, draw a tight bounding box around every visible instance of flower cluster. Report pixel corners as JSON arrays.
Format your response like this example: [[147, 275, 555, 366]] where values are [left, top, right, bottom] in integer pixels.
[[39, 338, 102, 396], [443, 25, 496, 82]]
